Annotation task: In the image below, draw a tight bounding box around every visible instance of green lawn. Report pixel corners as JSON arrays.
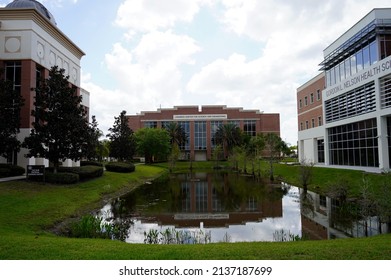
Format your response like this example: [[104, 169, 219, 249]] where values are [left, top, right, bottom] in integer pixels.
[[0, 162, 390, 260]]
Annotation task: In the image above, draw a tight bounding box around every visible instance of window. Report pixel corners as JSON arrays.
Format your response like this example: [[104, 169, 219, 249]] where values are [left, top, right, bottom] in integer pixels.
[[304, 96, 308, 106], [144, 121, 157, 128], [317, 139, 325, 163], [178, 121, 190, 150], [300, 122, 303, 131], [299, 99, 302, 109], [328, 119, 379, 167], [310, 93, 314, 104], [311, 118, 315, 128], [211, 121, 222, 148], [305, 121, 309, 129], [194, 121, 207, 150], [318, 116, 322, 126], [243, 120, 256, 136], [317, 90, 321, 101]]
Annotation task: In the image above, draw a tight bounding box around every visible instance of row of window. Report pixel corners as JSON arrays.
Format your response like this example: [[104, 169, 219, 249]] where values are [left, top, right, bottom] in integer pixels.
[[328, 118, 379, 167], [298, 89, 322, 109], [300, 116, 322, 131]]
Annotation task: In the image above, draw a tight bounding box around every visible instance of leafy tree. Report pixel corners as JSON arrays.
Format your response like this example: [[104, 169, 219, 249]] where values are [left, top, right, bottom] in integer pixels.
[[0, 69, 24, 164], [96, 139, 110, 162], [107, 110, 135, 161], [213, 123, 242, 158], [84, 115, 103, 160], [23, 66, 88, 172], [134, 128, 170, 163], [262, 133, 283, 181]]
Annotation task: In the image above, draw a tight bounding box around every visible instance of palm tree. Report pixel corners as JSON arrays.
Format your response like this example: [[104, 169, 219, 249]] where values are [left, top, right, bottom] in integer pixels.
[[213, 123, 242, 158], [164, 122, 188, 147], [262, 133, 283, 181]]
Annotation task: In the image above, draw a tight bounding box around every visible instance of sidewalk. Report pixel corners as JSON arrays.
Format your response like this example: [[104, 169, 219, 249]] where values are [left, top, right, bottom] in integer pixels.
[[0, 175, 26, 182]]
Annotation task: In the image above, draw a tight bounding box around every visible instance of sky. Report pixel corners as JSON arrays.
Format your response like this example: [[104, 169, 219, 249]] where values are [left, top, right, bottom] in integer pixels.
[[2, 0, 391, 146]]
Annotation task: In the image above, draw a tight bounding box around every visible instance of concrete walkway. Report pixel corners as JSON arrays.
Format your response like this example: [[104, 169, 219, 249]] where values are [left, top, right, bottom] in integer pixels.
[[0, 175, 26, 182]]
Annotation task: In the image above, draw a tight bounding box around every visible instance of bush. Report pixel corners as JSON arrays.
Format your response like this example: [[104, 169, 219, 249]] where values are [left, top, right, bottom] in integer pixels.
[[105, 162, 135, 173], [45, 172, 79, 184], [80, 161, 103, 167], [58, 166, 104, 181], [0, 164, 25, 177]]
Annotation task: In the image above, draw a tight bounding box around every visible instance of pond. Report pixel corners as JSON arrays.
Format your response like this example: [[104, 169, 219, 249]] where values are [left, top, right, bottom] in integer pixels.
[[97, 172, 389, 244]]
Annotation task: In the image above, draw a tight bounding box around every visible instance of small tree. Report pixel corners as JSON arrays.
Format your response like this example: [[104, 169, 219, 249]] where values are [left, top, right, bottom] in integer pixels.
[[23, 66, 88, 173], [298, 159, 314, 191], [107, 110, 135, 161], [0, 70, 24, 164], [262, 133, 283, 181]]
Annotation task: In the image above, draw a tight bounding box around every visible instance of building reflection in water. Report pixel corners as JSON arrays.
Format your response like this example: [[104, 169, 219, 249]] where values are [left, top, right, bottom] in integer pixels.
[[298, 187, 390, 240], [99, 173, 388, 243]]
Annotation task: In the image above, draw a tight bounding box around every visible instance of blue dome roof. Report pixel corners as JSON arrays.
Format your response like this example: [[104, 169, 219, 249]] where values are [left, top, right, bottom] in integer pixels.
[[6, 0, 57, 25]]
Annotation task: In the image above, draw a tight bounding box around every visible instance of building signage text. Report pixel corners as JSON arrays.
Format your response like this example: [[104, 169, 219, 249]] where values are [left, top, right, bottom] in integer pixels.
[[325, 57, 391, 98], [173, 114, 227, 120]]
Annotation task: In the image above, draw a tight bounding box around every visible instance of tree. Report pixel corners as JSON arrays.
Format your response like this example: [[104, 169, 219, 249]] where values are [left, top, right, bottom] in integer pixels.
[[164, 122, 188, 148], [213, 123, 242, 158], [0, 70, 24, 164], [262, 133, 283, 181], [107, 110, 135, 161], [23, 66, 88, 172], [84, 115, 102, 160], [134, 128, 170, 163], [96, 139, 110, 162]]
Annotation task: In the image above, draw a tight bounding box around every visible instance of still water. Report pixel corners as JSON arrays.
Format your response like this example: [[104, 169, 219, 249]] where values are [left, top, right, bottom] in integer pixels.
[[98, 172, 388, 243]]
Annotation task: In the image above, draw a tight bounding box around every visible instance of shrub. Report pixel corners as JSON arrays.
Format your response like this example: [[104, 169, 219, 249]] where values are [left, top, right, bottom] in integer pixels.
[[45, 172, 79, 184], [80, 161, 103, 167], [105, 162, 135, 173], [58, 166, 103, 181], [0, 164, 25, 177]]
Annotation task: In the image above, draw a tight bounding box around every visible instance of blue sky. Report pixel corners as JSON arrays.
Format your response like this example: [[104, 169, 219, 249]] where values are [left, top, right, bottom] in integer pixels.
[[2, 0, 391, 145]]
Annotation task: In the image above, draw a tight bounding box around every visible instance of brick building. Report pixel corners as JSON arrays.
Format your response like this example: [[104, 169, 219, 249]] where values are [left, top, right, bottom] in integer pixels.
[[0, 0, 88, 168], [127, 105, 280, 161]]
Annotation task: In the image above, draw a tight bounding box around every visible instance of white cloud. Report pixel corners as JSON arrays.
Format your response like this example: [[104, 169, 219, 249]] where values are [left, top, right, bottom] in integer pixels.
[[83, 30, 201, 135], [115, 0, 211, 37]]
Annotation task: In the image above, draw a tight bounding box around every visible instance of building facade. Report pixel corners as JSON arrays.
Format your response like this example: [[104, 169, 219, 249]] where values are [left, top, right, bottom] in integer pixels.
[[0, 0, 87, 168], [127, 105, 280, 161], [298, 8, 391, 173]]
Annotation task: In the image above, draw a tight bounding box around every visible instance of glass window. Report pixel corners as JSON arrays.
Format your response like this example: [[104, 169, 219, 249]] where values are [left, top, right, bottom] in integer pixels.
[[345, 58, 351, 78], [178, 121, 190, 150], [194, 121, 207, 150], [350, 55, 357, 75], [304, 96, 308, 106], [363, 45, 370, 68], [317, 90, 321, 101], [328, 119, 378, 167], [369, 40, 378, 65], [356, 50, 363, 71], [310, 93, 314, 104], [243, 120, 256, 136], [311, 118, 315, 128], [211, 121, 222, 147], [335, 64, 340, 84]]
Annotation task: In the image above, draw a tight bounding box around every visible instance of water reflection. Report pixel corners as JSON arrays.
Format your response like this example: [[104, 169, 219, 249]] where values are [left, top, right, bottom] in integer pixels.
[[98, 172, 389, 243]]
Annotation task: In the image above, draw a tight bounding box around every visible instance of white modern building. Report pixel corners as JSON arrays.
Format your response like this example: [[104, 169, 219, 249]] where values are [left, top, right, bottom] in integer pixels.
[[0, 0, 87, 168], [298, 8, 391, 173]]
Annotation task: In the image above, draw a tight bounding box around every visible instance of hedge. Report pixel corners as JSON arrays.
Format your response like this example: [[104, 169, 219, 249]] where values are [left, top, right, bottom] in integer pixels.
[[0, 164, 25, 178], [105, 162, 135, 173], [80, 161, 103, 167], [45, 172, 79, 184]]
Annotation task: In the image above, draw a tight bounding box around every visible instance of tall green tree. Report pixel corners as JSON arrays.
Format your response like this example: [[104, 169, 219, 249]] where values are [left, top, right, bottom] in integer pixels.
[[84, 115, 102, 160], [262, 133, 283, 181], [23, 66, 88, 172], [134, 128, 170, 163], [213, 123, 242, 158], [107, 110, 135, 161], [0, 70, 24, 164]]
